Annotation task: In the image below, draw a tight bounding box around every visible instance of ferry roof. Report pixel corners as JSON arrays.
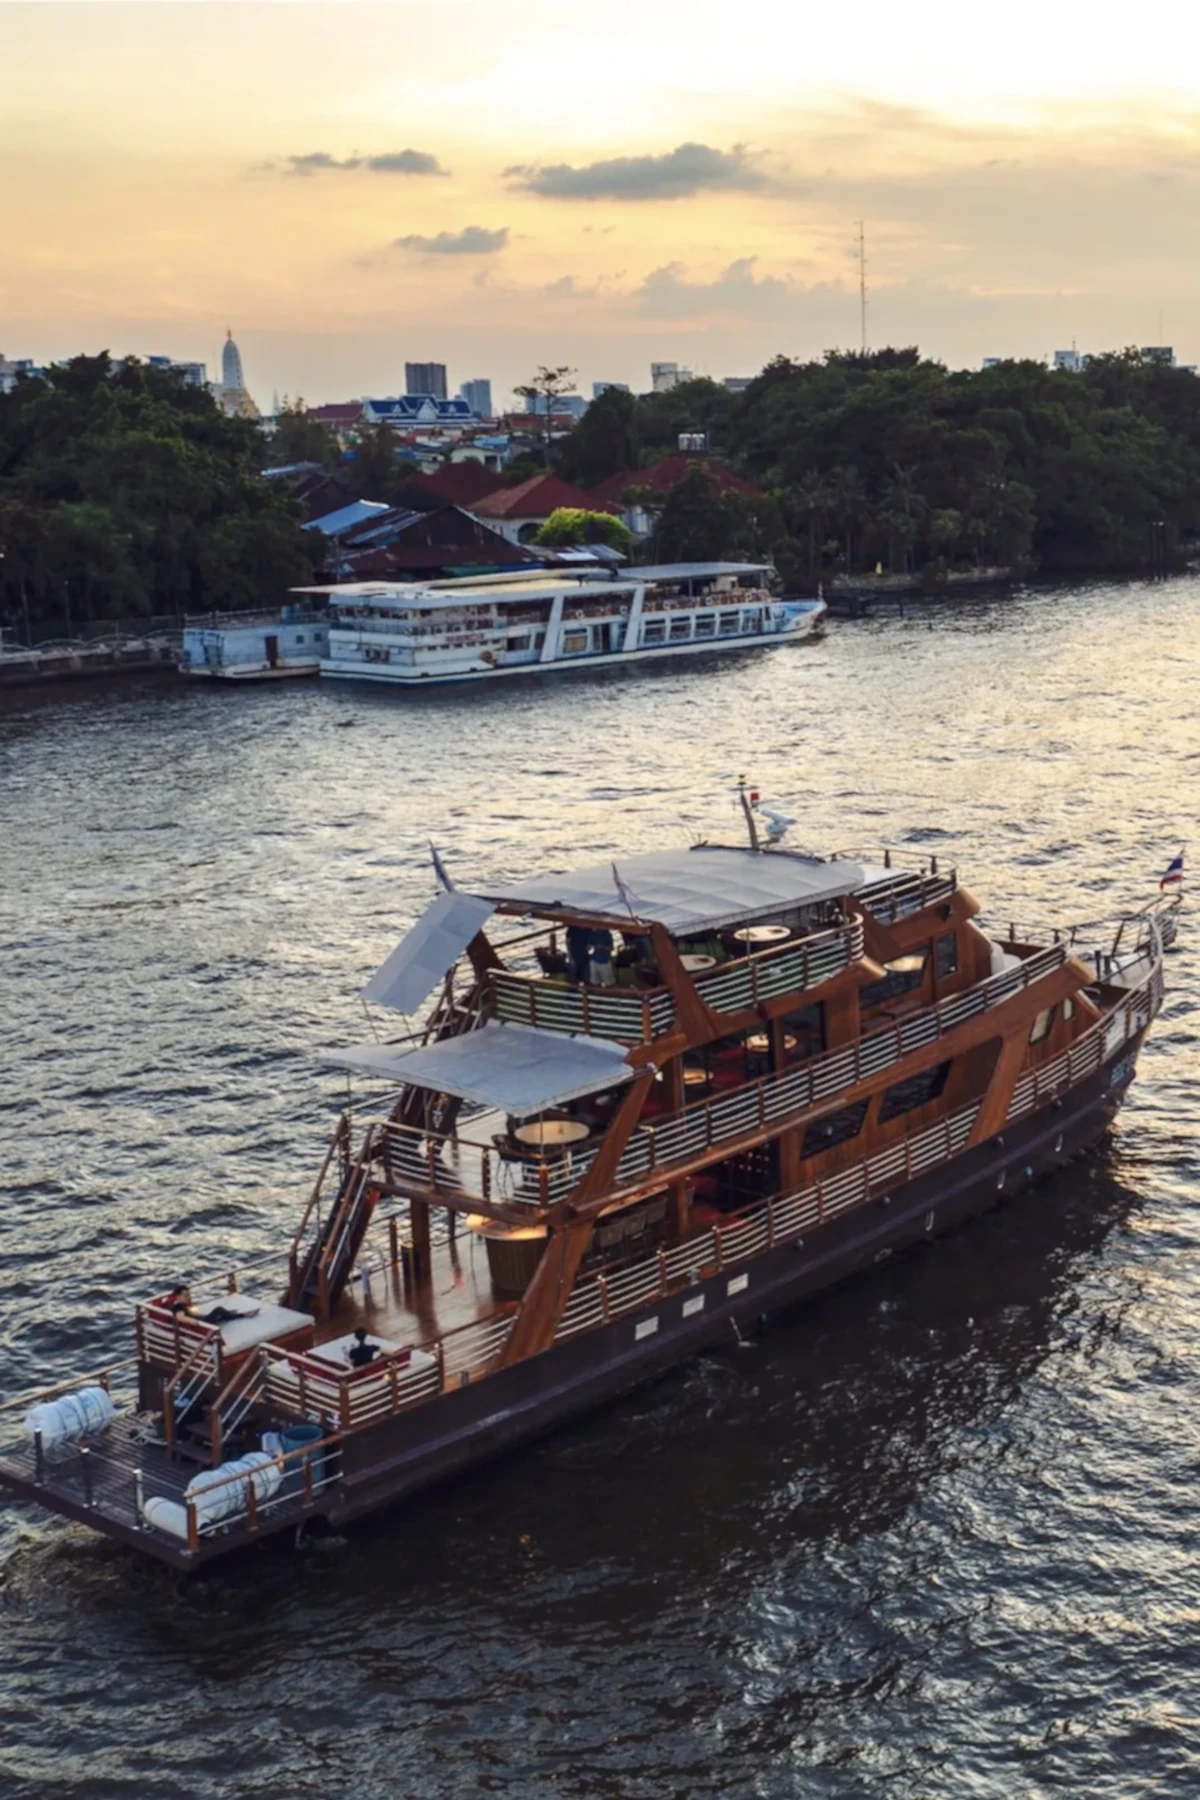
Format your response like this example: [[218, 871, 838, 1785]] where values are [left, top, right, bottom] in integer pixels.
[[291, 562, 771, 611], [480, 846, 866, 935], [321, 1020, 633, 1112]]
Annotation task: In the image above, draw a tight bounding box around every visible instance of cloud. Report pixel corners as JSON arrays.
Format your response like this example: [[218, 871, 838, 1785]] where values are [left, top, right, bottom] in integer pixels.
[[283, 149, 447, 176], [393, 225, 509, 255], [505, 142, 767, 201], [633, 257, 799, 320]]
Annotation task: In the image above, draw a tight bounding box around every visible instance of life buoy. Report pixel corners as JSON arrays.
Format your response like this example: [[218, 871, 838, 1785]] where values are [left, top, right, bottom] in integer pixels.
[[481, 649, 495, 664]]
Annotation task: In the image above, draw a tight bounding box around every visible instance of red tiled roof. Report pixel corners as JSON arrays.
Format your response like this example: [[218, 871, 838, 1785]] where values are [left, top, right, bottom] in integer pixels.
[[472, 473, 596, 520], [408, 461, 506, 507], [588, 455, 761, 507]]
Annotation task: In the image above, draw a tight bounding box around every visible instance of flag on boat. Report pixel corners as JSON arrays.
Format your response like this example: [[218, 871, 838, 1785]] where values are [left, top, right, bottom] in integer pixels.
[[611, 861, 642, 918], [1159, 852, 1184, 890], [431, 843, 455, 892]]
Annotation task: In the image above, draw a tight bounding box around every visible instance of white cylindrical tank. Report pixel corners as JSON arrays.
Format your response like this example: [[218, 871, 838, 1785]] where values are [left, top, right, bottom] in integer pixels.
[[25, 1386, 116, 1450]]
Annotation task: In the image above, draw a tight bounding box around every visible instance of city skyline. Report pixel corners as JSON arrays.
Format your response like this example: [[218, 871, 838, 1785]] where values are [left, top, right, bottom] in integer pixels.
[[5, 3, 1200, 405]]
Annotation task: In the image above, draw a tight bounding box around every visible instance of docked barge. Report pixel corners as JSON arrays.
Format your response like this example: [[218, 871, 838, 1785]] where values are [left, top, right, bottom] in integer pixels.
[[0, 813, 1172, 1566]]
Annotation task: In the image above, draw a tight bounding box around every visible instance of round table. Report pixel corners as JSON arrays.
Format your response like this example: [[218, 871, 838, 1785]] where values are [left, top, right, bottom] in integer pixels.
[[745, 1031, 798, 1055], [513, 1118, 591, 1149], [733, 924, 792, 945], [680, 953, 717, 972]]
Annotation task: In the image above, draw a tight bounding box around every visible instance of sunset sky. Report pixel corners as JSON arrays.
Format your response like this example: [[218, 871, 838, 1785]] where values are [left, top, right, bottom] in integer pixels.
[[4, 1, 1200, 406]]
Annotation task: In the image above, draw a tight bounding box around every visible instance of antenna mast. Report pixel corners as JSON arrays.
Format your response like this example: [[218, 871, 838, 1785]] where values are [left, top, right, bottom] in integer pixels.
[[857, 220, 868, 355]]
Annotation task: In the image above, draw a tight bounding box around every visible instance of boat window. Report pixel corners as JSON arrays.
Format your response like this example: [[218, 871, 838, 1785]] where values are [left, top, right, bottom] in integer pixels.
[[694, 613, 716, 637], [295, 634, 305, 644], [506, 632, 531, 651], [561, 628, 589, 655], [643, 620, 666, 644], [802, 1098, 869, 1157], [669, 616, 692, 641], [859, 949, 928, 1007], [934, 932, 958, 977], [1029, 1006, 1055, 1044], [878, 1060, 951, 1123], [741, 611, 759, 632], [1062, 997, 1075, 1020], [718, 611, 740, 633]]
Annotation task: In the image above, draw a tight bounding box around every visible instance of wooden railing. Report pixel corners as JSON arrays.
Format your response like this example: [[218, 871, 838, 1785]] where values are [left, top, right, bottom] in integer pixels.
[[148, 951, 1157, 1462], [856, 868, 958, 922], [586, 940, 1070, 1196], [487, 918, 866, 1043]]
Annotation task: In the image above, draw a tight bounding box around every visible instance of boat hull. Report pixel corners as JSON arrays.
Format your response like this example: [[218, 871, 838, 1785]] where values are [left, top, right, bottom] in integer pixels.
[[321, 1034, 1143, 1528], [0, 1034, 1142, 1566], [319, 609, 825, 688]]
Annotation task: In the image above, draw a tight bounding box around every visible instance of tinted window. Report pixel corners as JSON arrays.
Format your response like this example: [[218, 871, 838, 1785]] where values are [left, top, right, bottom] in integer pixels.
[[1029, 1007, 1054, 1044], [878, 1060, 951, 1123], [802, 1099, 869, 1158], [934, 932, 958, 976]]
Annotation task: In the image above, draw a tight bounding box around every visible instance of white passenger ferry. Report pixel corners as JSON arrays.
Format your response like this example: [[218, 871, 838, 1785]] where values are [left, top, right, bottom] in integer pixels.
[[300, 563, 824, 688]]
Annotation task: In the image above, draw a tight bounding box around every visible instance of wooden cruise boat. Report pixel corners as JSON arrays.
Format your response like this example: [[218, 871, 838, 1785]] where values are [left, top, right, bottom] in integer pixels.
[[0, 811, 1172, 1567], [306, 562, 824, 686]]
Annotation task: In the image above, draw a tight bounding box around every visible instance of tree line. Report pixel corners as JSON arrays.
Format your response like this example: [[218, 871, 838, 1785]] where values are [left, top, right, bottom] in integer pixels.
[[0, 356, 316, 642], [554, 348, 1200, 580]]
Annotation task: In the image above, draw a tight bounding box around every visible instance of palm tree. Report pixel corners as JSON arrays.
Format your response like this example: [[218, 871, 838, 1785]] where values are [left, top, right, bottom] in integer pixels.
[[831, 465, 869, 572], [791, 469, 832, 576], [882, 463, 928, 571]]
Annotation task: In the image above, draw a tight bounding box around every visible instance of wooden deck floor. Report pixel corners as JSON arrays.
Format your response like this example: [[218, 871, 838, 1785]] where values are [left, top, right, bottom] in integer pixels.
[[315, 1206, 512, 1353]]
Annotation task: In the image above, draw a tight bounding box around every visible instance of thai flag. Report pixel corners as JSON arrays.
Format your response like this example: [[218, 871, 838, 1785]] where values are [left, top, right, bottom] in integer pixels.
[[1160, 852, 1184, 890]]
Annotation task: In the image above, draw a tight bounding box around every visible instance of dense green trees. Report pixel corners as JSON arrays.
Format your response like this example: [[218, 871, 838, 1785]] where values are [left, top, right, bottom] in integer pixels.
[[555, 348, 1200, 579], [533, 507, 634, 555], [0, 355, 318, 639]]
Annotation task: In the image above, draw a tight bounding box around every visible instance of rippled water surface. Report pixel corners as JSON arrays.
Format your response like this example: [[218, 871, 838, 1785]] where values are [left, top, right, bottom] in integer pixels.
[[2, 578, 1199, 1799]]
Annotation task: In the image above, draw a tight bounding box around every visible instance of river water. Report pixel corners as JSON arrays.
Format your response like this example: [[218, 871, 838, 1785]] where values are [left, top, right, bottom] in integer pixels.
[[1, 578, 1198, 1799]]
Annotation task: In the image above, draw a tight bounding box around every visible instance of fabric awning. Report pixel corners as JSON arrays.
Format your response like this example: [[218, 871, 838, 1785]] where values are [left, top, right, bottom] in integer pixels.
[[320, 1021, 634, 1114], [360, 890, 493, 1014], [478, 847, 865, 935]]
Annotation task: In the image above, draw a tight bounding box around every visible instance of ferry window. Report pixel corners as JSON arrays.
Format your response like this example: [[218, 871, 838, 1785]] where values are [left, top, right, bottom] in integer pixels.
[[506, 632, 530, 651], [669, 617, 692, 641], [694, 613, 716, 637], [1063, 997, 1075, 1020], [741, 611, 760, 632], [561, 629, 589, 654], [860, 950, 927, 1007], [802, 1099, 869, 1158], [643, 620, 666, 644], [934, 933, 958, 977], [1029, 1007, 1055, 1044], [718, 611, 740, 633], [295, 634, 305, 644], [878, 1060, 951, 1123]]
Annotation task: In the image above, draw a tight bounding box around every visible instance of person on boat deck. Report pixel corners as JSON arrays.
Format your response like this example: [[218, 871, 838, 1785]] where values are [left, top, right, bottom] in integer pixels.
[[565, 923, 592, 984], [165, 1283, 244, 1327], [348, 1326, 378, 1369]]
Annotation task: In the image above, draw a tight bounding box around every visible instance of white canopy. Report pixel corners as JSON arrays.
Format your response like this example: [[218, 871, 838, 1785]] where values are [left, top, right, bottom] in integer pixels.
[[320, 1021, 635, 1114], [478, 847, 864, 935], [361, 891, 493, 1015]]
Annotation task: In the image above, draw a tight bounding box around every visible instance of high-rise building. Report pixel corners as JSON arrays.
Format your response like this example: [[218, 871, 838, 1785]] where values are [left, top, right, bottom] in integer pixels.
[[406, 361, 448, 399], [523, 391, 587, 419], [592, 381, 631, 398], [722, 376, 752, 393], [459, 378, 493, 418], [650, 361, 695, 392]]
